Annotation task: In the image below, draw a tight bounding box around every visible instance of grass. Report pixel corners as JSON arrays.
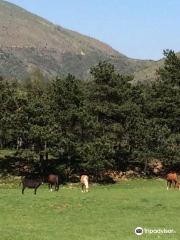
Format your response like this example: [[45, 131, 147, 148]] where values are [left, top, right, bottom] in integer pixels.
[[0, 149, 16, 158], [0, 179, 179, 240]]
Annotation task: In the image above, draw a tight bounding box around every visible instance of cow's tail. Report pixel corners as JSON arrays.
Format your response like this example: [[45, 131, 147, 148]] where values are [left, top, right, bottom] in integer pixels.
[[57, 176, 59, 190]]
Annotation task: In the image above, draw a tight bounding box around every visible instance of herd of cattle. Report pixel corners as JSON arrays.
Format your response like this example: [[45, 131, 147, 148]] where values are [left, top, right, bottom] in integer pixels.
[[19, 174, 89, 194], [18, 172, 179, 194]]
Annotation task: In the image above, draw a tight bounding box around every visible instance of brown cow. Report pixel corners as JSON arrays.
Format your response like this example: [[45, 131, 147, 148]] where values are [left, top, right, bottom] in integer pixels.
[[20, 178, 43, 195], [48, 174, 59, 192], [167, 173, 179, 190], [80, 175, 89, 192]]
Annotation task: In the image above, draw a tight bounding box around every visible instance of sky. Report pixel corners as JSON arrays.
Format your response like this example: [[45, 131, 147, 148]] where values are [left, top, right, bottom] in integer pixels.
[[4, 0, 180, 60]]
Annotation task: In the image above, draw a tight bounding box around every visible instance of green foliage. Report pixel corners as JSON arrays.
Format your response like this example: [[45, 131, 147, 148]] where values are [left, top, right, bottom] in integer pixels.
[[142, 50, 180, 165], [1, 52, 180, 176], [78, 136, 116, 173], [157, 50, 180, 86]]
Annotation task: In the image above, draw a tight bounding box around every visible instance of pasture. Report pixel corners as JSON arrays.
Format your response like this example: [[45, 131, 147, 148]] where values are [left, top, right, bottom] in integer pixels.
[[0, 179, 179, 240]]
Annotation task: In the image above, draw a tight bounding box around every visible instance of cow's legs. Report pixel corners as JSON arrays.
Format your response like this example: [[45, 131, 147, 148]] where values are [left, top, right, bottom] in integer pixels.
[[22, 186, 26, 194], [48, 183, 53, 192], [34, 187, 37, 194], [169, 181, 172, 189], [81, 184, 84, 192], [55, 182, 59, 191]]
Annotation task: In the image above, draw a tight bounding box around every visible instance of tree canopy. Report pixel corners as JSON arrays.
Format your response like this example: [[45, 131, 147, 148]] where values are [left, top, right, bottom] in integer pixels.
[[1, 50, 180, 177]]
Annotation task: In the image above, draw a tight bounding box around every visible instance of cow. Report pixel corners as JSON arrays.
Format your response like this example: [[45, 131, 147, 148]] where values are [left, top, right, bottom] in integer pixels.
[[48, 174, 59, 192], [167, 172, 179, 190], [20, 178, 43, 194], [80, 175, 89, 192]]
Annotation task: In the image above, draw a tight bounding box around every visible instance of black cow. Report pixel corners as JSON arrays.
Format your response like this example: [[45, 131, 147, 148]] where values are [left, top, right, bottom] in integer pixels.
[[48, 174, 59, 191], [20, 178, 43, 194]]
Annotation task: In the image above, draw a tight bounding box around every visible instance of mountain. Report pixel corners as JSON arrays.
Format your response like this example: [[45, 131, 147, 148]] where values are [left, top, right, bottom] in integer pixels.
[[133, 58, 165, 83], [0, 0, 154, 80], [133, 52, 180, 83], [133, 59, 163, 83]]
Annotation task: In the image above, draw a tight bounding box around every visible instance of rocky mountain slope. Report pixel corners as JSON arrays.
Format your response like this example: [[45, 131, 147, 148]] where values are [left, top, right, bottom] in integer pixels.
[[0, 0, 154, 80]]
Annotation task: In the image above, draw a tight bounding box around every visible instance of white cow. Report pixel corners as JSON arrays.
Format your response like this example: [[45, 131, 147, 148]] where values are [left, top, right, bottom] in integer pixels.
[[80, 175, 89, 192]]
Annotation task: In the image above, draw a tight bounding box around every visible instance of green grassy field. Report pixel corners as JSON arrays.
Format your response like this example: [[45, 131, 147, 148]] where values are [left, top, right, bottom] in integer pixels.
[[0, 179, 179, 240]]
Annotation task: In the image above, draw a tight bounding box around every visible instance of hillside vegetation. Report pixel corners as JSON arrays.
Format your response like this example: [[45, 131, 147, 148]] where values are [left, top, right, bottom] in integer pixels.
[[0, 0, 154, 80], [134, 52, 180, 82]]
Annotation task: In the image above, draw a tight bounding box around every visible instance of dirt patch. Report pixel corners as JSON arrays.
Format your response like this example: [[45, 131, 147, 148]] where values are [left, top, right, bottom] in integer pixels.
[[148, 159, 164, 174]]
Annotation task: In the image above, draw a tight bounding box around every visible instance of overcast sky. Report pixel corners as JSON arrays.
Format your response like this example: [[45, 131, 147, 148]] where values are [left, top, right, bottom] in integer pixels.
[[5, 0, 180, 60]]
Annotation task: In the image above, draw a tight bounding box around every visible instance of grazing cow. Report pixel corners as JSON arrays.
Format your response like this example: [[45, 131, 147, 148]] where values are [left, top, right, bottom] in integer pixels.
[[48, 174, 59, 192], [167, 173, 179, 190], [20, 178, 43, 194], [80, 175, 89, 192]]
